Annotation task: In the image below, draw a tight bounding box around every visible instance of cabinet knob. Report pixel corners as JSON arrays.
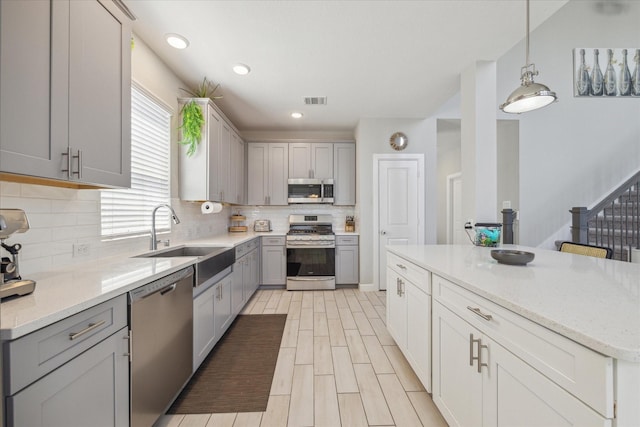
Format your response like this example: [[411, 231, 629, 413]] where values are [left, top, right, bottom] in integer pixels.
[[380, 230, 387, 235]]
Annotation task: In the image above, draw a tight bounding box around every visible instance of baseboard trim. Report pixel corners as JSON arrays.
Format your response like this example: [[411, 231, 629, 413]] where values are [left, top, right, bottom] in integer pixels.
[[358, 283, 378, 292]]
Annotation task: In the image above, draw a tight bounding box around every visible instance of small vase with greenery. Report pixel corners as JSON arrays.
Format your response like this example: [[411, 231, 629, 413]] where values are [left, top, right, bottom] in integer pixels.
[[178, 77, 223, 157]]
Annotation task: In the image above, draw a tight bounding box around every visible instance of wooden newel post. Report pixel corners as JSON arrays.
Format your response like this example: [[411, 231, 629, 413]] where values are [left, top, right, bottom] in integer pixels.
[[570, 207, 589, 244], [501, 208, 516, 244]]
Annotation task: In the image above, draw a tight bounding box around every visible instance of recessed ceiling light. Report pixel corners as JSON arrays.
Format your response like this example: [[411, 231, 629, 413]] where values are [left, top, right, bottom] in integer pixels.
[[165, 33, 189, 49], [233, 64, 251, 75], [291, 112, 303, 119]]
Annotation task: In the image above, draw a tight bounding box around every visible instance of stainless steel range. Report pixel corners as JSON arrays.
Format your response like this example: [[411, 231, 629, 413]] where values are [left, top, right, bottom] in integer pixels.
[[286, 214, 335, 290]]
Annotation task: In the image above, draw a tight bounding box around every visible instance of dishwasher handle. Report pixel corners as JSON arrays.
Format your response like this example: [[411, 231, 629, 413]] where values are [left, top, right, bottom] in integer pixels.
[[129, 266, 194, 303]]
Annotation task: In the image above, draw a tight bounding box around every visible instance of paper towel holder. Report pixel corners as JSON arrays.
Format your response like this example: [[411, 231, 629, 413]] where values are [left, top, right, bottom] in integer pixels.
[[201, 201, 223, 214]]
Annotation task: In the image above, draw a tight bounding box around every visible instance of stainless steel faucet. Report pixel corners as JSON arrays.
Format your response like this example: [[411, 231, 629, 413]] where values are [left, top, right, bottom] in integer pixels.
[[151, 204, 181, 250]]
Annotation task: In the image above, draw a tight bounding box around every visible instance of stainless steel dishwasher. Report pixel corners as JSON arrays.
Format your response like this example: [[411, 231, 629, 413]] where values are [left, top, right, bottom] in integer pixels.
[[129, 266, 194, 427]]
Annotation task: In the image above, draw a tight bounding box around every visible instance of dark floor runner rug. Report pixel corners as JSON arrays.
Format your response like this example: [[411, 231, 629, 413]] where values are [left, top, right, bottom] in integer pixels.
[[169, 314, 287, 414]]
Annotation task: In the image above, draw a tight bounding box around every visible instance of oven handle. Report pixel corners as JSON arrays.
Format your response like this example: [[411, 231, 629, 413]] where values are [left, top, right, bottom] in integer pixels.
[[286, 245, 336, 249], [287, 277, 335, 281]]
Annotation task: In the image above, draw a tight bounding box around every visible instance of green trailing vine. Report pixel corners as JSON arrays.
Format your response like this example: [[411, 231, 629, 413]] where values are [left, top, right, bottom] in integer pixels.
[[178, 77, 223, 157], [178, 101, 205, 156]]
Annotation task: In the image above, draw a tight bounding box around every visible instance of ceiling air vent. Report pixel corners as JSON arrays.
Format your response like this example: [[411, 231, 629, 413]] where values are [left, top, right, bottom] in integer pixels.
[[304, 96, 327, 105]]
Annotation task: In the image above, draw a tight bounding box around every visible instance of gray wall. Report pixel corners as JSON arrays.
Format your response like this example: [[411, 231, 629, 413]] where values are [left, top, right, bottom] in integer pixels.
[[436, 119, 462, 244], [355, 118, 438, 287], [496, 0, 640, 247]]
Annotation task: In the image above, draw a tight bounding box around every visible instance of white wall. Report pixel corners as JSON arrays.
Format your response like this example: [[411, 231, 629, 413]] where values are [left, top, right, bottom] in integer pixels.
[[355, 118, 437, 287], [496, 0, 640, 247], [436, 119, 462, 243], [0, 36, 230, 275]]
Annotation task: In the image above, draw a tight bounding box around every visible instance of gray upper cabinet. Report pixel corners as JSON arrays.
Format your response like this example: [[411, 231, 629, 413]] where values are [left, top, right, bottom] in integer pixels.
[[333, 143, 356, 205], [288, 143, 333, 179], [230, 131, 245, 204], [179, 99, 244, 204], [247, 143, 289, 205], [0, 0, 132, 188]]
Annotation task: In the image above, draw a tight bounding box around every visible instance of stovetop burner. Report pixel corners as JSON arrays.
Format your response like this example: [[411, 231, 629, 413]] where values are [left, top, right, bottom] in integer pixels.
[[287, 214, 335, 242]]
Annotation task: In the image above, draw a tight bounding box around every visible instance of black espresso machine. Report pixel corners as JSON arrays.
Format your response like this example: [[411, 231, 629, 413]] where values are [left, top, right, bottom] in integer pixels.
[[0, 209, 36, 299]]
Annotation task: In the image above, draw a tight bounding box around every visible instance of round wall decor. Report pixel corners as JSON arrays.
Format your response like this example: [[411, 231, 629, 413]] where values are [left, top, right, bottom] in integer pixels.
[[389, 132, 408, 151]]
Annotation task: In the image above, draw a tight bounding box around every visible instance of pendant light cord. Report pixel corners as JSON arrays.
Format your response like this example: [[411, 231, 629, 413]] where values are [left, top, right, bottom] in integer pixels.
[[525, 0, 530, 67]]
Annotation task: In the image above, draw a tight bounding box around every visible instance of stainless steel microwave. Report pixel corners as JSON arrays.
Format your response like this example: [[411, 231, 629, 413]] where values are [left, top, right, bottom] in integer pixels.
[[287, 178, 334, 204]]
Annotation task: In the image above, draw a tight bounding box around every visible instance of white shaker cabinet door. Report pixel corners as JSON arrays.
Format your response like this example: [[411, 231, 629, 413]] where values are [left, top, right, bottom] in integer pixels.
[[386, 267, 407, 349], [406, 281, 431, 392], [484, 339, 610, 427], [432, 301, 483, 427]]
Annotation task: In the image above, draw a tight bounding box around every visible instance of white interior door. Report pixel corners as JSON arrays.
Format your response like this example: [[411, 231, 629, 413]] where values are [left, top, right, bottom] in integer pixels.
[[447, 172, 464, 244], [374, 155, 424, 290]]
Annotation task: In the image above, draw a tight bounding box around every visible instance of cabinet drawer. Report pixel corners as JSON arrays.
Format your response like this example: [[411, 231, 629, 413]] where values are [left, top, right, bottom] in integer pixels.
[[236, 238, 259, 257], [336, 235, 358, 246], [433, 275, 614, 418], [4, 294, 128, 395], [262, 236, 285, 246], [387, 252, 431, 294]]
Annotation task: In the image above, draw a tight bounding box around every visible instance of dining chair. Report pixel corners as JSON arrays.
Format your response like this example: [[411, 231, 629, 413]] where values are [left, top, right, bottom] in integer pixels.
[[558, 241, 613, 259]]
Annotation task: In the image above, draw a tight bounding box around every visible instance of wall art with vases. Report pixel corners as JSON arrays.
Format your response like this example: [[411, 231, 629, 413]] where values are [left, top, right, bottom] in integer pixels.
[[573, 48, 640, 97]]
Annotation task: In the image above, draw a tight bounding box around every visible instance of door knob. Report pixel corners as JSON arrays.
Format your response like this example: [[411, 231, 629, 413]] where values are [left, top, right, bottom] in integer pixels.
[[380, 230, 387, 235]]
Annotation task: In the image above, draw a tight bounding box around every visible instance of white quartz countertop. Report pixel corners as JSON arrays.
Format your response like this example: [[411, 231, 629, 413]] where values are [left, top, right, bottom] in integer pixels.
[[387, 244, 640, 362], [0, 232, 273, 340]]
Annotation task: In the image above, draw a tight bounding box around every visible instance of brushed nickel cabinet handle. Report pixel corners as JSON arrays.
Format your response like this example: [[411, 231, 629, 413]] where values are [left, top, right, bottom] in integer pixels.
[[69, 320, 106, 341], [467, 306, 493, 321], [469, 333, 488, 373], [74, 149, 82, 179], [61, 147, 72, 178], [396, 264, 407, 270]]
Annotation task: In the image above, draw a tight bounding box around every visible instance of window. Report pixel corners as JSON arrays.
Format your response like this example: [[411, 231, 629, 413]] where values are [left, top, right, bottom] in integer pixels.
[[101, 83, 172, 239]]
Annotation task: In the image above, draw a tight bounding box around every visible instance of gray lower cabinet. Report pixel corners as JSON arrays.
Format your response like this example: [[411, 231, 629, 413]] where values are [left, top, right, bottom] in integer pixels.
[[336, 235, 359, 284], [7, 327, 130, 427], [193, 280, 217, 370], [214, 275, 233, 338], [3, 295, 129, 427], [261, 236, 287, 285], [233, 239, 260, 315], [193, 269, 234, 371]]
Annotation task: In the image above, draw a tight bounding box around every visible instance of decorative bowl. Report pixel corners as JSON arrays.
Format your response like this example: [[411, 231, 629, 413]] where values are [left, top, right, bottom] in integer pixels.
[[491, 249, 535, 266]]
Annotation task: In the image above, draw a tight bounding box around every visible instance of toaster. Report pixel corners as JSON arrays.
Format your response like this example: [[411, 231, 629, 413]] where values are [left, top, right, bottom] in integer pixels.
[[254, 219, 272, 232]]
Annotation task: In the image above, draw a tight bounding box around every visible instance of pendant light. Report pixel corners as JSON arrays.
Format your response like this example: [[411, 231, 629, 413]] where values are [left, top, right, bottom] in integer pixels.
[[500, 0, 557, 113]]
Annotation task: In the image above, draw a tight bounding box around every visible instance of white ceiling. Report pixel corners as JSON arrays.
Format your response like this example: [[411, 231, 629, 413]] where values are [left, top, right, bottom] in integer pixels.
[[128, 0, 568, 132]]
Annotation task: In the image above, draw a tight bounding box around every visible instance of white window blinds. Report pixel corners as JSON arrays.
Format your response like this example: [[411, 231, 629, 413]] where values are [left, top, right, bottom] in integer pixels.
[[101, 84, 172, 238]]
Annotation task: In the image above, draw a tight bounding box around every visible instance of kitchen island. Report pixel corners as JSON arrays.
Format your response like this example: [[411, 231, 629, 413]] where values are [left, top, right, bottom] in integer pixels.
[[387, 244, 640, 427]]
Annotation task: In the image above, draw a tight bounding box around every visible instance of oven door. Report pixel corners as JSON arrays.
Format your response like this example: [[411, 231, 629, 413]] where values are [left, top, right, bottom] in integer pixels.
[[286, 246, 335, 290]]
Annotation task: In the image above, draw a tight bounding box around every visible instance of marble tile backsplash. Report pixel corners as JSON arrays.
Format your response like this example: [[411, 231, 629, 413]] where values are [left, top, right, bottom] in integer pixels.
[[0, 181, 357, 276]]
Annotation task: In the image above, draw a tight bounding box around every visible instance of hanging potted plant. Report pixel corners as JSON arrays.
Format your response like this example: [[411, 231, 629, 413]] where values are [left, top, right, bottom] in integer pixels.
[[178, 77, 223, 156]]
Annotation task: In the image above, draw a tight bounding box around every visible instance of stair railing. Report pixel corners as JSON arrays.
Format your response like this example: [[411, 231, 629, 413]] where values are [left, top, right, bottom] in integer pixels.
[[571, 170, 640, 261]]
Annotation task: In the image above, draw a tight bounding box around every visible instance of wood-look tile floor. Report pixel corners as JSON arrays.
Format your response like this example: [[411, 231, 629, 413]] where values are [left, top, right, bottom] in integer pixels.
[[155, 289, 448, 427]]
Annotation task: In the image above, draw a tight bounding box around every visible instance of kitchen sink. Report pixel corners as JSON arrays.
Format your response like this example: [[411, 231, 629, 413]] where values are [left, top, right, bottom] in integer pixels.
[[135, 245, 235, 287], [137, 246, 228, 258]]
